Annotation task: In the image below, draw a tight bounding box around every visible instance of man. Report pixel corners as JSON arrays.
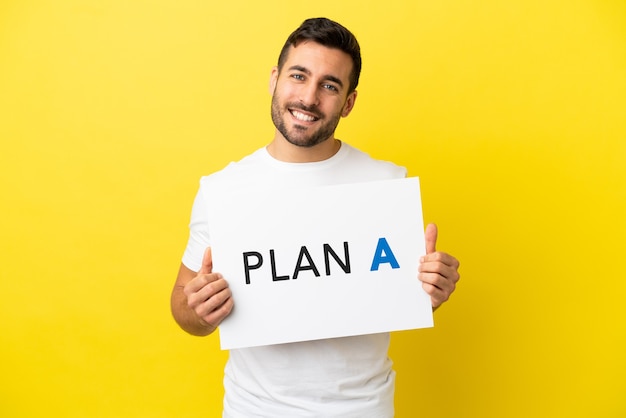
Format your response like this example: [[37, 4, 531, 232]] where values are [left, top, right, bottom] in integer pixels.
[[171, 17, 460, 417]]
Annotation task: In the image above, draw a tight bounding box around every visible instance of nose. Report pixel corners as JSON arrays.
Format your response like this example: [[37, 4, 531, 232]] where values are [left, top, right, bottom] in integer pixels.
[[299, 82, 319, 107]]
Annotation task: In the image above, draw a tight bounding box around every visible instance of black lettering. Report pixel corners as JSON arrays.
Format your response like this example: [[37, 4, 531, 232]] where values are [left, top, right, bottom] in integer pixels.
[[324, 242, 351, 275], [270, 249, 290, 281], [292, 246, 321, 280], [243, 251, 263, 285]]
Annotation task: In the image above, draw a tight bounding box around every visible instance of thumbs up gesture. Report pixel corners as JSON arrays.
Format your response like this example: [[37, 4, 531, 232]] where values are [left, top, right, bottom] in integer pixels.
[[183, 247, 234, 332], [419, 223, 461, 310]]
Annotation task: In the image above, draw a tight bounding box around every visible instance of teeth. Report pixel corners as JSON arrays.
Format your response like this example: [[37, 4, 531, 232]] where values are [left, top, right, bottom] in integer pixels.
[[292, 110, 316, 122]]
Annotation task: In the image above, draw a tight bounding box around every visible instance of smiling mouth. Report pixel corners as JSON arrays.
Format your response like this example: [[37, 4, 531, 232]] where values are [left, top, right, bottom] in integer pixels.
[[290, 109, 319, 122]]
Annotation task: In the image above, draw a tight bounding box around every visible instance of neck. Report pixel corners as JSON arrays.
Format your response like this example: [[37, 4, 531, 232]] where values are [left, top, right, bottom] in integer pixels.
[[266, 133, 341, 163]]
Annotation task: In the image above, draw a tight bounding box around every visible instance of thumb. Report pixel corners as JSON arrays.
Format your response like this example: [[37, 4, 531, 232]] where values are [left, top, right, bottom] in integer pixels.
[[198, 247, 213, 274], [425, 223, 438, 254]]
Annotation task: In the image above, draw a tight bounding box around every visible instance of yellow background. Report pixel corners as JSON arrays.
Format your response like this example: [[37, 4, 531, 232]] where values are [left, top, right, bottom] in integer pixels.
[[1, 0, 624, 417]]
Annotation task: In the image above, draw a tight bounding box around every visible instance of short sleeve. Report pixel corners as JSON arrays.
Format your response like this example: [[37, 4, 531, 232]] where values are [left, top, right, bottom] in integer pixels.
[[181, 183, 211, 272]]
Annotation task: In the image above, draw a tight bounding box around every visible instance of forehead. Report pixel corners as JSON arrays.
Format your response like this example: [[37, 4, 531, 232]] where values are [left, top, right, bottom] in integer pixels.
[[282, 41, 353, 83]]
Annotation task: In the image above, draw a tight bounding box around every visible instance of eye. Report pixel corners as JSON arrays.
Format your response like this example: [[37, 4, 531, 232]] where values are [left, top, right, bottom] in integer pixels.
[[322, 83, 339, 92], [291, 73, 305, 81]]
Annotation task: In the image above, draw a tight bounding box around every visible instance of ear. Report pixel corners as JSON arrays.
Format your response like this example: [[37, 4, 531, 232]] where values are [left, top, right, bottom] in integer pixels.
[[269, 66, 279, 95], [341, 90, 358, 117]]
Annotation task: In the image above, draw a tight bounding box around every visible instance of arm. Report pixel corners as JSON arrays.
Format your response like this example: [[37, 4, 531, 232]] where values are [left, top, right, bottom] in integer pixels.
[[170, 247, 234, 336], [418, 223, 461, 311]]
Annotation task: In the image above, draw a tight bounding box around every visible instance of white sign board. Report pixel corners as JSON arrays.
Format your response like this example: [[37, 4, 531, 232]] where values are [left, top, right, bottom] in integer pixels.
[[207, 177, 433, 350]]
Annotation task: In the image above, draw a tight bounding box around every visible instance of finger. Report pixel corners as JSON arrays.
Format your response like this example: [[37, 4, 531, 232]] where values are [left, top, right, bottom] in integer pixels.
[[420, 252, 461, 270], [420, 270, 456, 304], [201, 296, 234, 329], [184, 273, 224, 297], [419, 270, 457, 291], [420, 259, 461, 285], [195, 286, 232, 317], [194, 275, 228, 302], [421, 282, 448, 309], [425, 223, 438, 254], [198, 247, 213, 275]]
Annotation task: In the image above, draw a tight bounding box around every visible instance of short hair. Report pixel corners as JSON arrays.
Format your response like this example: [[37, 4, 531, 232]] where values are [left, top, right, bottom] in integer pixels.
[[277, 17, 362, 93]]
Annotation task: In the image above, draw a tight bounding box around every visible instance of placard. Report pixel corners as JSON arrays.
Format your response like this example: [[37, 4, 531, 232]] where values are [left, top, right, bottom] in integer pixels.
[[207, 177, 433, 349]]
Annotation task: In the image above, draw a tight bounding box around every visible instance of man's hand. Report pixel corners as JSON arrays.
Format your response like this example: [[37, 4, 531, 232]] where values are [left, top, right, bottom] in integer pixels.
[[183, 247, 234, 332], [419, 223, 461, 310]]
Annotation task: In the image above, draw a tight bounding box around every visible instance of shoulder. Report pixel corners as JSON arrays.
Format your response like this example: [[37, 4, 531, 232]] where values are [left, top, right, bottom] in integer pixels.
[[341, 143, 407, 180], [198, 147, 267, 191]]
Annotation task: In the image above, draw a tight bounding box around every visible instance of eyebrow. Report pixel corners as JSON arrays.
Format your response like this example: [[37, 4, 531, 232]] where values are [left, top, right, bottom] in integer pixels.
[[288, 65, 344, 89]]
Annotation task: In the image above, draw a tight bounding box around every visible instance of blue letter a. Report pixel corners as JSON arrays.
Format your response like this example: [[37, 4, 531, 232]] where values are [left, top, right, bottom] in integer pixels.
[[370, 237, 400, 271]]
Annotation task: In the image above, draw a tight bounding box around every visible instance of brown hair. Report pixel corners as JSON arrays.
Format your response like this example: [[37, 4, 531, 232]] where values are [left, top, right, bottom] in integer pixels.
[[277, 17, 362, 93]]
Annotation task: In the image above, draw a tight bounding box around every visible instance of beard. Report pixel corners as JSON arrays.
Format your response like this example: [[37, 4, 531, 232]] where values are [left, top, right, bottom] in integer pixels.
[[271, 94, 342, 148]]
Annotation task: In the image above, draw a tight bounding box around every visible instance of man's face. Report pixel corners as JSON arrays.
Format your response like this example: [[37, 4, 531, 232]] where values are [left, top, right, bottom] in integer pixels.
[[270, 41, 357, 148]]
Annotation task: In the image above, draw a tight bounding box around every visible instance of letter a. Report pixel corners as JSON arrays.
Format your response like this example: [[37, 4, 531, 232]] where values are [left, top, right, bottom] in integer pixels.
[[370, 237, 400, 271]]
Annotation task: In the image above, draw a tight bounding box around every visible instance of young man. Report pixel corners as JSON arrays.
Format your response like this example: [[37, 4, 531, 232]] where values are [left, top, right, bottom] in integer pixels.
[[171, 17, 460, 417]]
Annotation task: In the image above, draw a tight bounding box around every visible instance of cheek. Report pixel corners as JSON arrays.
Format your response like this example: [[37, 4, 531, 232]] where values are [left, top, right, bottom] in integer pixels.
[[276, 76, 296, 92], [273, 85, 294, 104]]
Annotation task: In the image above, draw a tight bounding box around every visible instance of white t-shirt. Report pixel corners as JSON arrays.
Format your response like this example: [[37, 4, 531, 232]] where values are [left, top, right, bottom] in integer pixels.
[[182, 142, 407, 417]]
